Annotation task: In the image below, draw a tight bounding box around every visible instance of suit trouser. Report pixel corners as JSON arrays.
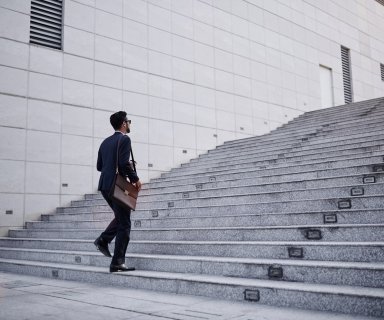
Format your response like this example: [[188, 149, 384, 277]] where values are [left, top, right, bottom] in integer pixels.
[[99, 190, 132, 265]]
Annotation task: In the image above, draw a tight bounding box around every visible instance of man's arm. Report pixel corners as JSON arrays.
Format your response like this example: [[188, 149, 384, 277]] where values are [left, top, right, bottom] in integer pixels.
[[119, 136, 139, 184], [96, 148, 102, 172]]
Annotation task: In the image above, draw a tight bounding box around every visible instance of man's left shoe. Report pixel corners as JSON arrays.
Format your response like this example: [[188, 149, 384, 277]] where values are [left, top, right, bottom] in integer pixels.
[[110, 264, 136, 273], [94, 237, 112, 257]]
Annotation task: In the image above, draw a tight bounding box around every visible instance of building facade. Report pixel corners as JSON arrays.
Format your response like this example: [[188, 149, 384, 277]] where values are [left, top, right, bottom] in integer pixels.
[[0, 0, 384, 235]]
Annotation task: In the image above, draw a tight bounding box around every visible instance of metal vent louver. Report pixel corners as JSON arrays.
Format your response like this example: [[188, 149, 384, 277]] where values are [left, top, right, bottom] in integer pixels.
[[341, 46, 353, 104], [30, 0, 63, 50], [381, 63, 384, 81]]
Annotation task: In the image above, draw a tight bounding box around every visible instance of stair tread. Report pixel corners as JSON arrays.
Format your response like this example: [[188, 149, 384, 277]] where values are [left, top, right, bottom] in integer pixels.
[[1, 247, 384, 269], [12, 223, 384, 231], [1, 237, 384, 246], [0, 258, 383, 298]]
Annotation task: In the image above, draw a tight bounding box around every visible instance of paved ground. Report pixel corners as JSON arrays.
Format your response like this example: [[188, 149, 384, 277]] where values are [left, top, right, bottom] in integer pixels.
[[0, 271, 378, 320]]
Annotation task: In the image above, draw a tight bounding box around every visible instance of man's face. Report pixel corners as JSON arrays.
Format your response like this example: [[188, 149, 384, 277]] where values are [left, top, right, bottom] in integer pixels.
[[123, 119, 131, 134]]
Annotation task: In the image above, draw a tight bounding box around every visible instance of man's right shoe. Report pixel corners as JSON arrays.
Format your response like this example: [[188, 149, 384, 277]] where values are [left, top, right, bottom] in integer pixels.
[[110, 263, 135, 273], [94, 237, 112, 257]]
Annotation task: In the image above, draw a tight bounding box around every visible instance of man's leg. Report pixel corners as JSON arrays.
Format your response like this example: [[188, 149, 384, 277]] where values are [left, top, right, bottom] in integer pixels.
[[94, 191, 117, 257], [98, 191, 118, 243], [110, 199, 131, 266]]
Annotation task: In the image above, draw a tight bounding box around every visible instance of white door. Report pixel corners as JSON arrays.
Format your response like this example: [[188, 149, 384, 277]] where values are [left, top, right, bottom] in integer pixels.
[[319, 65, 334, 108]]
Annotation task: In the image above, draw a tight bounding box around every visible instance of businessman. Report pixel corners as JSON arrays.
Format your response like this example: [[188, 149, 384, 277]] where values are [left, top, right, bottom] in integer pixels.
[[94, 111, 142, 272]]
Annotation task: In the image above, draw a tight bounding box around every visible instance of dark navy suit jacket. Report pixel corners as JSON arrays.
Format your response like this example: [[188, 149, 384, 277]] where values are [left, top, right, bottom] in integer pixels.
[[97, 132, 139, 191]]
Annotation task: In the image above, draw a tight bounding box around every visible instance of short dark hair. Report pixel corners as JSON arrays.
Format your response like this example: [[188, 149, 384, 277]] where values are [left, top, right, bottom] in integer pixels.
[[110, 111, 127, 130]]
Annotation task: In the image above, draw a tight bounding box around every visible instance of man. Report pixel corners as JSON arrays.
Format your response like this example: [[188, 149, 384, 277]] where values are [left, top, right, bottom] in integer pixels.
[[94, 111, 142, 272]]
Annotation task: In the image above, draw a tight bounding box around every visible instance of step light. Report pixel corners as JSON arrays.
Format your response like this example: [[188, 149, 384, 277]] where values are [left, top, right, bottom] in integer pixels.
[[244, 289, 260, 302], [5, 210, 13, 215], [209, 176, 216, 182], [268, 265, 283, 279], [134, 220, 141, 228], [338, 199, 352, 209], [182, 192, 190, 199], [75, 256, 81, 263], [305, 229, 322, 240], [324, 214, 337, 224], [168, 202, 174, 208], [351, 187, 364, 196], [52, 270, 59, 278], [363, 176, 376, 184], [195, 184, 203, 190], [372, 165, 384, 172], [151, 210, 159, 218], [288, 247, 303, 258]]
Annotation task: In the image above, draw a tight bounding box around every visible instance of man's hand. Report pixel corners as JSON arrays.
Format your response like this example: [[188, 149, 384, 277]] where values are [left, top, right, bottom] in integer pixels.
[[134, 180, 142, 192]]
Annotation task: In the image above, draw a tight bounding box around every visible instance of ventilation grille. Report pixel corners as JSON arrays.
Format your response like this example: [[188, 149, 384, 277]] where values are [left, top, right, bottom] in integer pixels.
[[341, 46, 353, 104], [381, 63, 384, 81], [375, 0, 384, 6], [30, 0, 63, 50]]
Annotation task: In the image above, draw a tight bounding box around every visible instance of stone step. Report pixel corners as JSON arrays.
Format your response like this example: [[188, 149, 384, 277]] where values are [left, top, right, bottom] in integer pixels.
[[292, 98, 381, 118], [0, 258, 382, 317], [210, 119, 384, 156], [147, 155, 384, 187], [58, 194, 384, 217], [0, 248, 383, 288], [72, 182, 384, 207], [171, 148, 384, 182], [145, 163, 382, 191], [215, 114, 384, 153], [161, 147, 383, 180], [107, 170, 383, 197], [40, 209, 384, 228], [251, 102, 382, 139], [184, 132, 384, 169], [0, 238, 383, 262], [276, 102, 382, 130], [8, 224, 384, 242], [187, 128, 383, 170], [138, 172, 384, 198]]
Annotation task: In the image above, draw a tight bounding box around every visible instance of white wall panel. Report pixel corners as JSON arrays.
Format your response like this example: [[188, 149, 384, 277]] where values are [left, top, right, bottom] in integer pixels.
[[95, 9, 123, 40], [148, 119, 173, 146], [0, 66, 28, 96], [94, 85, 122, 110], [65, 0, 95, 32], [63, 26, 94, 59], [0, 95, 27, 128], [95, 61, 122, 89], [27, 100, 61, 133], [173, 123, 196, 149], [63, 79, 93, 107], [0, 7, 29, 42], [30, 46, 63, 77], [63, 55, 93, 83], [25, 162, 60, 193], [62, 105, 93, 136], [61, 135, 93, 166], [0, 38, 28, 69], [0, 160, 24, 193], [123, 0, 148, 24], [0, 127, 25, 160], [149, 96, 173, 122], [95, 35, 123, 65]]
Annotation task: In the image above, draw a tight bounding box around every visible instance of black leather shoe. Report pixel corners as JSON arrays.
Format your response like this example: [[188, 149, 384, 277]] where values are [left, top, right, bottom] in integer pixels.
[[94, 237, 112, 257], [110, 264, 135, 273]]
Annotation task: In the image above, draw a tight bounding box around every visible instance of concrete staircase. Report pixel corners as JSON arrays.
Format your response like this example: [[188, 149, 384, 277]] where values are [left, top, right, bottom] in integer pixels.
[[1, 97, 384, 317]]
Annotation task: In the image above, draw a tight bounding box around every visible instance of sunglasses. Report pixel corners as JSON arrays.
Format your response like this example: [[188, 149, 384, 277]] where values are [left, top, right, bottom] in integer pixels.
[[124, 119, 131, 124]]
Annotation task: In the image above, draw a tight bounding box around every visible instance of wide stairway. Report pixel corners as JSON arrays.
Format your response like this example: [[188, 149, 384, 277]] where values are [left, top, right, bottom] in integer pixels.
[[1, 98, 384, 317]]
